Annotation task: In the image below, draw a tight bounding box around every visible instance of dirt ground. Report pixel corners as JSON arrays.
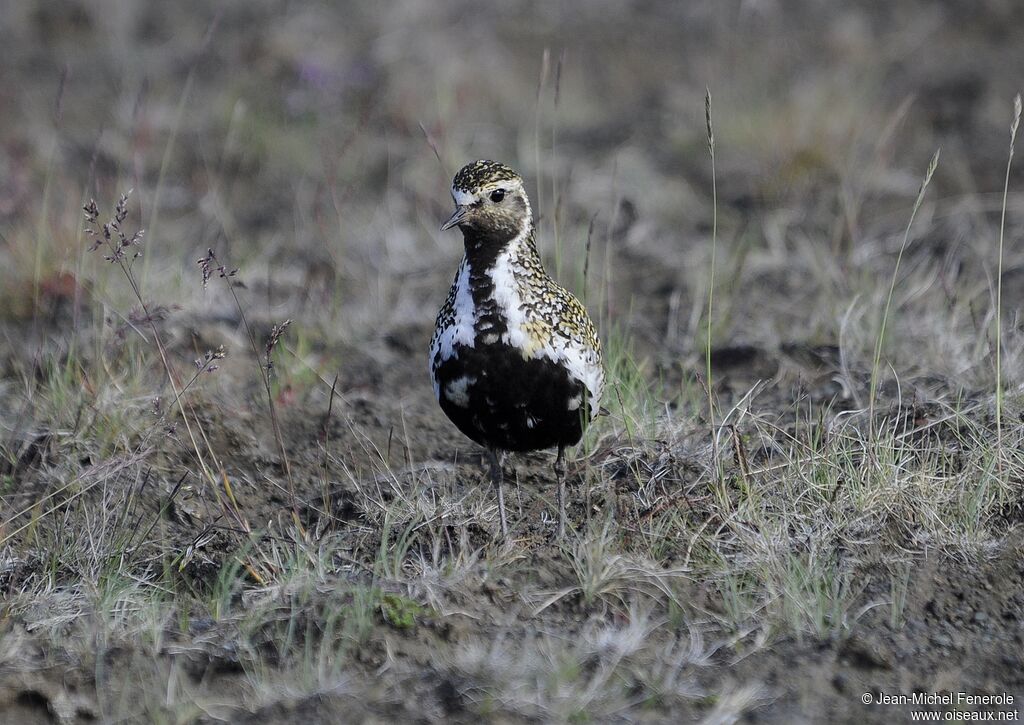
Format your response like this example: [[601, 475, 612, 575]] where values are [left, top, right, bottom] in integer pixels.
[[2, 1, 1024, 723]]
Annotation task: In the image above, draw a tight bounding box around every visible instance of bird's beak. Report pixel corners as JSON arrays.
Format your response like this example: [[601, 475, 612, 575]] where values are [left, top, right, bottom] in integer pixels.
[[440, 205, 470, 231]]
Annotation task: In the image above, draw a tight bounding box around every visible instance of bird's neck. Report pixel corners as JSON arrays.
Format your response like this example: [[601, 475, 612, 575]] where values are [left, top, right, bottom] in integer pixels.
[[461, 218, 540, 272], [464, 218, 540, 274], [461, 221, 542, 334]]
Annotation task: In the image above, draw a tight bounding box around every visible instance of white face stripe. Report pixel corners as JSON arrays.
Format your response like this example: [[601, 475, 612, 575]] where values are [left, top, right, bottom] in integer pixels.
[[451, 179, 527, 207], [452, 188, 476, 206]]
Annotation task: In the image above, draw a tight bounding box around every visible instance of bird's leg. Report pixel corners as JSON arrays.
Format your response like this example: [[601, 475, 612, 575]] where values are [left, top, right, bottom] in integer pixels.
[[554, 445, 567, 539], [488, 449, 509, 538]]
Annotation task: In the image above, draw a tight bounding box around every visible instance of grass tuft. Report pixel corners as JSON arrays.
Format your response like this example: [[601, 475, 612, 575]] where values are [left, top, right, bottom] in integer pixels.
[[868, 148, 939, 426]]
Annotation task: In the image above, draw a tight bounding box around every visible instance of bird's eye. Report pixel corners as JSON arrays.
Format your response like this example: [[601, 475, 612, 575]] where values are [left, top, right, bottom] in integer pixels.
[[489, 189, 506, 203]]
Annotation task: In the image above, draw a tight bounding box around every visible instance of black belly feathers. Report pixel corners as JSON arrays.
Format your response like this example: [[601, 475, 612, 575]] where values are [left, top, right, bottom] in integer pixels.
[[435, 341, 588, 453]]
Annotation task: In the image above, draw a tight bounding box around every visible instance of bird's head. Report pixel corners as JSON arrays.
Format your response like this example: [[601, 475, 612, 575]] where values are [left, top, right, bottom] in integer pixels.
[[441, 161, 532, 248]]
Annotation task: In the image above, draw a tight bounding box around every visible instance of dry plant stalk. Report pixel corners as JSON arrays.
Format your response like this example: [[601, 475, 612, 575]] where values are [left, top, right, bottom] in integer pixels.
[[868, 148, 940, 429], [995, 94, 1021, 449], [83, 192, 219, 486], [704, 87, 722, 483], [197, 248, 297, 512]]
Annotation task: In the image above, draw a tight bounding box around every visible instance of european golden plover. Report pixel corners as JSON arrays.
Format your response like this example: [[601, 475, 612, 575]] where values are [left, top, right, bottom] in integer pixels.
[[429, 160, 604, 538]]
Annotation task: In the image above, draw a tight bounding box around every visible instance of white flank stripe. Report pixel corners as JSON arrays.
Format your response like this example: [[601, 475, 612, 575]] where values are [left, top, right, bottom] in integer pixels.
[[490, 224, 604, 417], [429, 259, 476, 399]]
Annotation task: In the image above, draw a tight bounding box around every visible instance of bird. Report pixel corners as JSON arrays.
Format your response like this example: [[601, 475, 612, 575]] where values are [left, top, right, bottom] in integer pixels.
[[429, 160, 604, 538]]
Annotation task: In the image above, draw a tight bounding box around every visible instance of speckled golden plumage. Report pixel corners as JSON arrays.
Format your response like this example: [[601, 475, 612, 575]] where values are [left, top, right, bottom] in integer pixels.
[[430, 223, 602, 388], [451, 159, 523, 194]]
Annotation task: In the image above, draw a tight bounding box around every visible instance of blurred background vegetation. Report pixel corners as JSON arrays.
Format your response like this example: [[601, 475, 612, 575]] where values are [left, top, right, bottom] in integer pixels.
[[3, 0, 1021, 368]]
